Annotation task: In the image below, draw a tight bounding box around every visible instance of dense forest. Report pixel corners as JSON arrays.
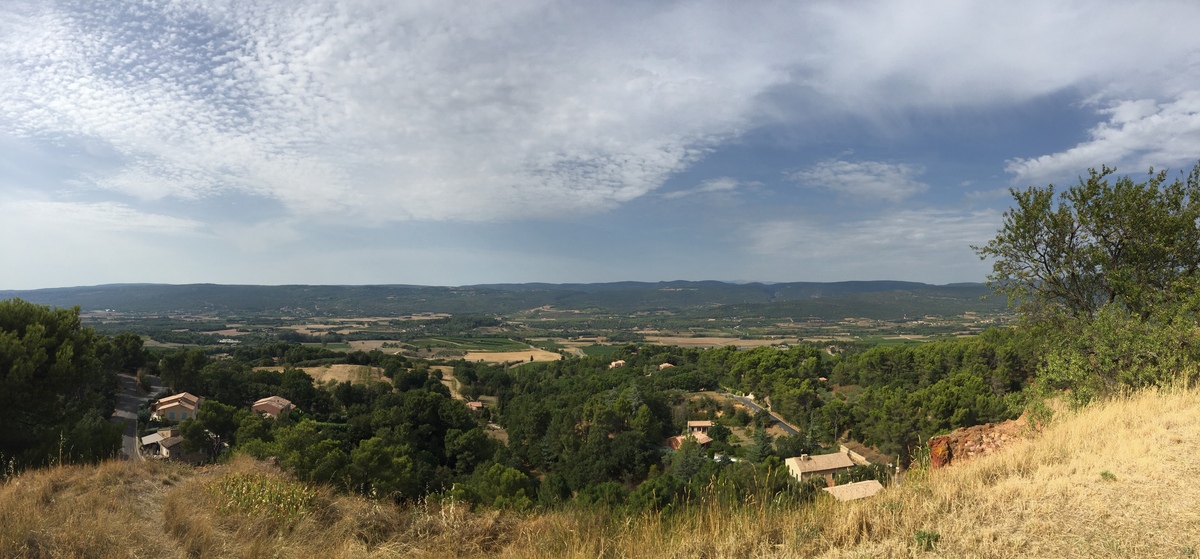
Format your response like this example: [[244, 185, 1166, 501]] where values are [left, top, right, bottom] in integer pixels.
[[0, 294, 1030, 512]]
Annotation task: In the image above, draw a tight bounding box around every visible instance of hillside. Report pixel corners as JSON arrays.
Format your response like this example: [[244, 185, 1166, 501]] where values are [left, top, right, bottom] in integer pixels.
[[0, 281, 1003, 319], [3, 388, 1197, 558]]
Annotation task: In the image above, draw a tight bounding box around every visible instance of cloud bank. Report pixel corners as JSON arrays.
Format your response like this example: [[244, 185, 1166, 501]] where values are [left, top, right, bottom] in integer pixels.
[[3, 1, 1200, 225], [792, 160, 929, 203]]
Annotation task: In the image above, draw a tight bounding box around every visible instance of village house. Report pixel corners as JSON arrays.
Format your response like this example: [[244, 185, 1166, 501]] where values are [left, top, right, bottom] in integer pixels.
[[665, 432, 713, 450], [139, 427, 178, 457], [150, 392, 203, 422], [608, 359, 626, 369], [465, 401, 485, 412], [658, 362, 675, 370], [687, 420, 713, 435], [785, 450, 856, 485], [251, 396, 295, 418], [138, 427, 198, 462]]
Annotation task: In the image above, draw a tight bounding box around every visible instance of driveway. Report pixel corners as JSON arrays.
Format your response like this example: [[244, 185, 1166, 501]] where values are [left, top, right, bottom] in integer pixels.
[[111, 373, 166, 461]]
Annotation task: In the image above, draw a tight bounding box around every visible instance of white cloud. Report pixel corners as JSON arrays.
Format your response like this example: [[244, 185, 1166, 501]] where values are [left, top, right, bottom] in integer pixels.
[[1006, 93, 1200, 184], [662, 177, 749, 200], [0, 200, 202, 234], [2, 1, 1197, 227], [0, 1, 789, 223], [795, 0, 1200, 112], [791, 160, 928, 202], [745, 209, 1000, 282]]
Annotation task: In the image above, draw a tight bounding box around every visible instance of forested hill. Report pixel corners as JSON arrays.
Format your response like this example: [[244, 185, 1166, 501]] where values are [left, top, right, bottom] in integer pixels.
[[0, 281, 1003, 319]]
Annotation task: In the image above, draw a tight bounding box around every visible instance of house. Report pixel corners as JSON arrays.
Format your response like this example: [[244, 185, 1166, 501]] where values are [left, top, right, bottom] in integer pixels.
[[687, 420, 713, 435], [141, 427, 206, 463], [658, 363, 675, 370], [822, 479, 884, 501], [158, 435, 185, 459], [251, 396, 295, 418], [666, 432, 713, 450], [140, 428, 180, 458], [609, 360, 626, 369], [151, 392, 203, 422], [785, 450, 856, 485], [465, 401, 485, 412]]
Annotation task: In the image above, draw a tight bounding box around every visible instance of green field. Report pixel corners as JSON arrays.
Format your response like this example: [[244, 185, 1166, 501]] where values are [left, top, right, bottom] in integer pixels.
[[301, 342, 353, 350], [410, 337, 529, 351], [580, 344, 623, 357]]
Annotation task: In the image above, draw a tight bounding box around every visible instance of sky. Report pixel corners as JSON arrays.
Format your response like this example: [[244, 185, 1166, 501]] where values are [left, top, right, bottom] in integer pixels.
[[3, 1, 1200, 290]]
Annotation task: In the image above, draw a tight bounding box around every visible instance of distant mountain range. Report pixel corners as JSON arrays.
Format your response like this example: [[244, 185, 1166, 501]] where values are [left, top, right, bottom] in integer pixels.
[[0, 281, 1006, 319]]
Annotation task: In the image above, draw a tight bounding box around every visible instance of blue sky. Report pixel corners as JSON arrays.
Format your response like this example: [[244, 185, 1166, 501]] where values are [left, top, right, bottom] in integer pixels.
[[3, 1, 1200, 289]]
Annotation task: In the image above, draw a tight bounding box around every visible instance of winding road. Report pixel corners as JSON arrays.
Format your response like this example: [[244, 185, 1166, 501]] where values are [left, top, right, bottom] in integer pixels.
[[720, 391, 801, 436]]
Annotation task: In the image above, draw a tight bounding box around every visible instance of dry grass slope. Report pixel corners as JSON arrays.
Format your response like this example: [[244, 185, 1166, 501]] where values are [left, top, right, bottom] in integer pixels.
[[2, 388, 1198, 558]]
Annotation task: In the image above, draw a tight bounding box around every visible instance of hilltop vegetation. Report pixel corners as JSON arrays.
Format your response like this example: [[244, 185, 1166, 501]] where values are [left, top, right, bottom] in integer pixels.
[[0, 299, 133, 468], [4, 387, 1197, 558]]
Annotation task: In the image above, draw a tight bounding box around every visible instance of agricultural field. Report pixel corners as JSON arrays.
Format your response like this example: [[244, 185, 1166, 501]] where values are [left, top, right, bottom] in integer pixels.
[[643, 335, 801, 349], [408, 337, 530, 351], [461, 348, 563, 364], [254, 364, 384, 384], [61, 282, 1012, 355]]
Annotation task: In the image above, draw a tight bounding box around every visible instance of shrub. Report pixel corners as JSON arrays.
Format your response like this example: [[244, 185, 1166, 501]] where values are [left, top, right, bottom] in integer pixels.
[[209, 472, 318, 520]]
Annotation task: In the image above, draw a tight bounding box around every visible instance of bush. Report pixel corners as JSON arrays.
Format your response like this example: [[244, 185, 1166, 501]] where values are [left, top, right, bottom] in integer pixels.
[[1037, 303, 1200, 407]]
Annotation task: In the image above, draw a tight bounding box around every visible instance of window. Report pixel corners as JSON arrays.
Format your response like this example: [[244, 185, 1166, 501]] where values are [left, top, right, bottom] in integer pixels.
[[169, 411, 175, 420]]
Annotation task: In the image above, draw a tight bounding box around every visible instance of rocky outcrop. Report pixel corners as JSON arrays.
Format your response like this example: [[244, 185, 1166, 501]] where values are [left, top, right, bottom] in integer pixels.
[[928, 415, 1027, 469]]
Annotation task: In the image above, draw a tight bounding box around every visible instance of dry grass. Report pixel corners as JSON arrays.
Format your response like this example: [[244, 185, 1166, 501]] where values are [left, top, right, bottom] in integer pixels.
[[5, 388, 1199, 557], [254, 364, 385, 384], [0, 459, 188, 558], [461, 349, 563, 364], [805, 386, 1200, 558]]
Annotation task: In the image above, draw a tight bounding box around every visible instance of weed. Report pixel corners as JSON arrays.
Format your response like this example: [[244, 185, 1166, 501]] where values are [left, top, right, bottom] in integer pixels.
[[209, 472, 318, 521], [915, 529, 940, 552], [1100, 470, 1117, 482]]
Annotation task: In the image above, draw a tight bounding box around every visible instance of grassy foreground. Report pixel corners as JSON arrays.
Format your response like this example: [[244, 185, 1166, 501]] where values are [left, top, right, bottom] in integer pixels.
[[3, 388, 1199, 558]]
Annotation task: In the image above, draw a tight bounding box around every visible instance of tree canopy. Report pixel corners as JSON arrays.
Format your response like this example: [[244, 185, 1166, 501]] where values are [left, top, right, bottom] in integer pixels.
[[975, 163, 1200, 320], [976, 162, 1200, 405], [0, 299, 121, 466]]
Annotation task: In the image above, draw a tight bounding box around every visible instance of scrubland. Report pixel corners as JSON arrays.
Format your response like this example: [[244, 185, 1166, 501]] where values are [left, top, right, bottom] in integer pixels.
[[3, 387, 1198, 558]]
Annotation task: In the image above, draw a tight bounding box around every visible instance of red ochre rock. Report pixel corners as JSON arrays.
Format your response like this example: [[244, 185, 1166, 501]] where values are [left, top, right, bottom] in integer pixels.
[[927, 415, 1027, 469]]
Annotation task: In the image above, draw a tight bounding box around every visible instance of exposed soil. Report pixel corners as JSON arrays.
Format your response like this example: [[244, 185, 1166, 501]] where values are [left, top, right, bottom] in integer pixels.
[[929, 415, 1029, 468]]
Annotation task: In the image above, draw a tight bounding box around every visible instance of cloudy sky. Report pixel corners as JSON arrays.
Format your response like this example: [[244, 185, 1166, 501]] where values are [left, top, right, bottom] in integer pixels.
[[3, 0, 1200, 289]]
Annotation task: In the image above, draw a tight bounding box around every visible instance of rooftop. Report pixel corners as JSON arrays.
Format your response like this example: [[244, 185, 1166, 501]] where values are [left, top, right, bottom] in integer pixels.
[[153, 392, 201, 410], [786, 452, 855, 474], [823, 480, 884, 501]]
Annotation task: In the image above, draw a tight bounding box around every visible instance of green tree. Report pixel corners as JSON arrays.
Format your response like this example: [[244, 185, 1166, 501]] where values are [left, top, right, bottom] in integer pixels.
[[744, 428, 774, 463], [0, 299, 120, 467], [974, 164, 1200, 320], [976, 163, 1200, 403]]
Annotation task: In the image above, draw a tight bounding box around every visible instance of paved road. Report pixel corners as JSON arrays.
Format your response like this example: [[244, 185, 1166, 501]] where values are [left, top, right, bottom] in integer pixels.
[[720, 391, 801, 436], [110, 374, 166, 461]]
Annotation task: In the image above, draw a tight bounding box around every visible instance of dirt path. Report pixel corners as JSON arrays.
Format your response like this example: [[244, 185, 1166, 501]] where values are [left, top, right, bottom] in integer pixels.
[[431, 366, 463, 400]]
